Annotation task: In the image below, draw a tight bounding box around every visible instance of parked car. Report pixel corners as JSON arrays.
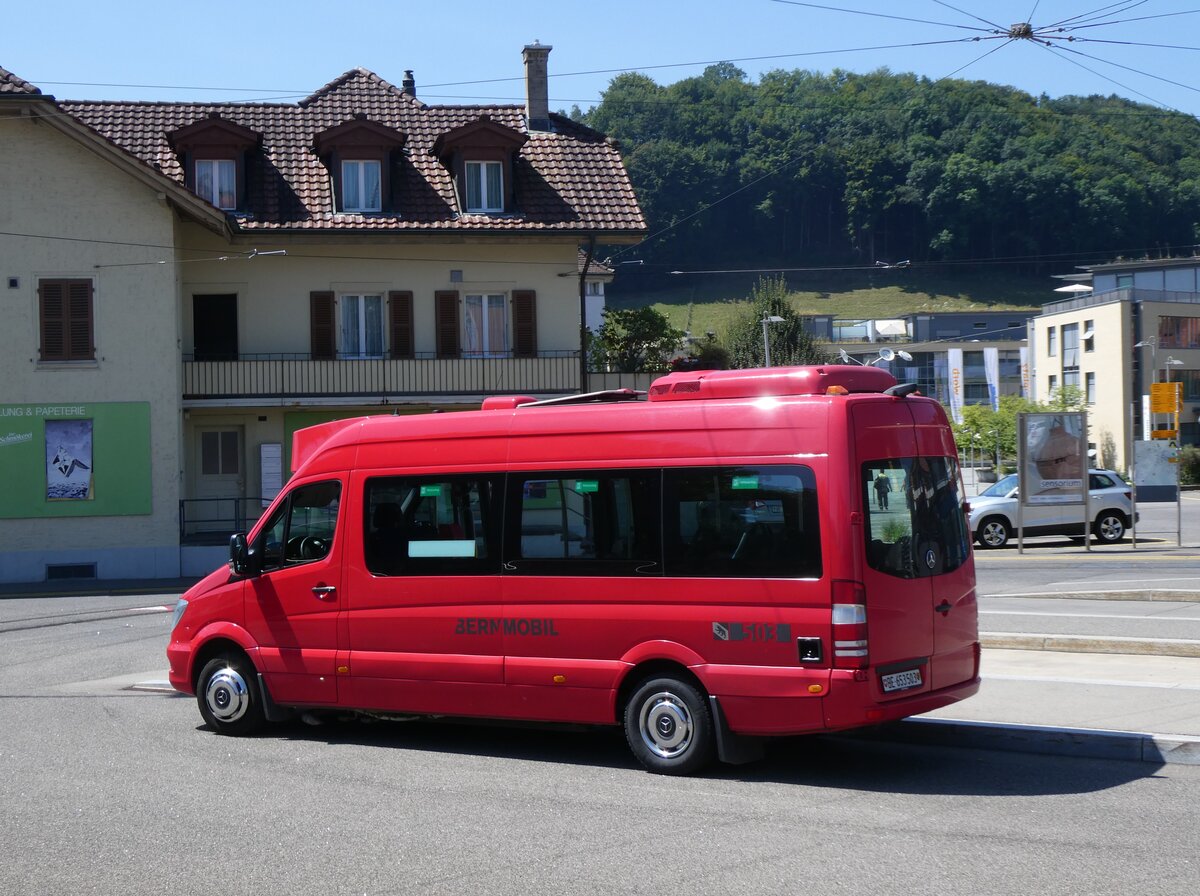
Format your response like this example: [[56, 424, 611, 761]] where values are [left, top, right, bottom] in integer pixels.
[[968, 469, 1135, 549]]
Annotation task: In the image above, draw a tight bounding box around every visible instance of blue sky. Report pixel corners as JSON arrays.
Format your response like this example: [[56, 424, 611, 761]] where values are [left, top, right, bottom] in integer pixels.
[[5, 1, 1199, 115]]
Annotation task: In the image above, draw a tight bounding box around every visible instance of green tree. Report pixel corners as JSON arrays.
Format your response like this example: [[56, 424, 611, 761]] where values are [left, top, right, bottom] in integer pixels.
[[589, 307, 684, 373], [723, 275, 828, 368]]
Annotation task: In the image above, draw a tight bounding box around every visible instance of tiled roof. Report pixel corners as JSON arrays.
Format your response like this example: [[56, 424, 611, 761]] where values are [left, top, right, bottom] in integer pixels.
[[55, 68, 645, 235], [0, 66, 42, 95]]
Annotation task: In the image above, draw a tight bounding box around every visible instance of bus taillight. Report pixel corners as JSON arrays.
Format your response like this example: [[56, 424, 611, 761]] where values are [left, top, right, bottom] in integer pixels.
[[832, 580, 868, 669]]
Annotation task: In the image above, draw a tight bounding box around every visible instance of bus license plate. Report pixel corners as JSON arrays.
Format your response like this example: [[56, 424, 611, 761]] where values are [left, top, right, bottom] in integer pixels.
[[881, 668, 923, 693]]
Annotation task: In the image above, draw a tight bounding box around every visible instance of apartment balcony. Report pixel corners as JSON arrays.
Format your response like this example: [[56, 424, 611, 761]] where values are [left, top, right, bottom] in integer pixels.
[[183, 352, 589, 402]]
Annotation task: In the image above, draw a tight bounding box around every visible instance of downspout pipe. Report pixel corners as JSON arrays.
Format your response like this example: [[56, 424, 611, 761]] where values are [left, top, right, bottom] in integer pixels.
[[579, 235, 596, 394]]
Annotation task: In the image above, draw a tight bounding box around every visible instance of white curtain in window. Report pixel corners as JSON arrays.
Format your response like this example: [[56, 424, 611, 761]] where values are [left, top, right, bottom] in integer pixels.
[[464, 294, 507, 356], [466, 163, 482, 211], [340, 297, 360, 356], [217, 161, 236, 209], [364, 295, 383, 355], [196, 161, 213, 204], [340, 295, 384, 358], [485, 162, 502, 209], [343, 161, 382, 211]]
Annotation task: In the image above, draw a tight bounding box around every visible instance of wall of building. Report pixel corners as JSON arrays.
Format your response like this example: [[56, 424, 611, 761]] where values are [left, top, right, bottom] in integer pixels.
[[0, 115, 184, 582], [177, 227, 584, 356]]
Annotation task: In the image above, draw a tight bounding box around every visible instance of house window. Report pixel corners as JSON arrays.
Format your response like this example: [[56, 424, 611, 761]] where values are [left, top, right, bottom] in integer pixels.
[[1086, 372, 1096, 405], [1047, 327, 1057, 357], [340, 294, 384, 358], [1048, 374, 1058, 395], [38, 279, 94, 362], [464, 294, 507, 356], [465, 161, 504, 212], [1158, 316, 1200, 349], [342, 160, 382, 212], [195, 159, 237, 210], [201, 430, 240, 476], [1083, 319, 1094, 352]]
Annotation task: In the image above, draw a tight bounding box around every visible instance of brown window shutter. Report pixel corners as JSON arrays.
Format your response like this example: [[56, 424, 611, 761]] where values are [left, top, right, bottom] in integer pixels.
[[39, 280, 67, 361], [67, 281, 94, 360], [388, 291, 414, 359], [512, 290, 537, 358], [310, 291, 335, 360], [39, 279, 93, 361], [435, 290, 460, 359]]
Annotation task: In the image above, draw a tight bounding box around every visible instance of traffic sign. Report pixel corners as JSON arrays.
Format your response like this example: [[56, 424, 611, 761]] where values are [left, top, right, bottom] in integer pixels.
[[1150, 382, 1182, 413], [1152, 429, 1178, 440]]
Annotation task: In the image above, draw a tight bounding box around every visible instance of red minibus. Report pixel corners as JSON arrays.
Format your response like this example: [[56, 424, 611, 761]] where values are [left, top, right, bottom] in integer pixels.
[[168, 365, 979, 774]]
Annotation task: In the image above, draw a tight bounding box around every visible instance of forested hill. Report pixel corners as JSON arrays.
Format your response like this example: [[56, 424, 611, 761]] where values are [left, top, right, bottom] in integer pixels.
[[573, 65, 1200, 273]]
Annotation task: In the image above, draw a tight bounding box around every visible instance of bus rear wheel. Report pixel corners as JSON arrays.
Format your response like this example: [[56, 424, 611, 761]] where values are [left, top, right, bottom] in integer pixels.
[[624, 676, 715, 775]]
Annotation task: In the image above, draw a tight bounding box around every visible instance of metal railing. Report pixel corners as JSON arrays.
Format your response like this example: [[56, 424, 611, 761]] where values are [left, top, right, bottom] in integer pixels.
[[180, 496, 269, 544], [183, 351, 582, 400]]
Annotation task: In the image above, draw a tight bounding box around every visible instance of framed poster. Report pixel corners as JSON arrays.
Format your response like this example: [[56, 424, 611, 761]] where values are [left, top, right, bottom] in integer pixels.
[[45, 419, 93, 501]]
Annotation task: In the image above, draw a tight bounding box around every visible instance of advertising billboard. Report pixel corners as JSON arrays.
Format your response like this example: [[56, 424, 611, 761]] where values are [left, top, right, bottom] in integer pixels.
[[1019, 412, 1087, 505]]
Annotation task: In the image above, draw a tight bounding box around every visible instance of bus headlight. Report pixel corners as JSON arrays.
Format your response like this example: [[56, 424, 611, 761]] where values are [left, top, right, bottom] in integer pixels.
[[170, 599, 188, 631]]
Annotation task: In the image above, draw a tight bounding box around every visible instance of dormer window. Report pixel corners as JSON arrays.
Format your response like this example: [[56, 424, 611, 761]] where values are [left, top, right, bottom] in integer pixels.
[[465, 161, 504, 213], [342, 160, 382, 212], [432, 116, 528, 216], [314, 116, 407, 215], [167, 114, 260, 213], [196, 159, 237, 210]]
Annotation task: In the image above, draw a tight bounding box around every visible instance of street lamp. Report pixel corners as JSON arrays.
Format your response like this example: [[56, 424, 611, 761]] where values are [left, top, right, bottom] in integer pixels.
[[838, 348, 913, 367], [761, 315, 784, 367], [1134, 338, 1159, 384]]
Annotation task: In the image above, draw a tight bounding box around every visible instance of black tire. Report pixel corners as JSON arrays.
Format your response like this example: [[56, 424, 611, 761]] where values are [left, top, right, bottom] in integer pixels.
[[196, 653, 266, 736], [623, 676, 715, 775], [975, 516, 1012, 549], [1094, 511, 1127, 544]]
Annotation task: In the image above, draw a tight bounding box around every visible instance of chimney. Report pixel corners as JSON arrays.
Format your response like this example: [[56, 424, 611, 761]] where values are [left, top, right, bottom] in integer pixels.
[[522, 42, 552, 131], [401, 70, 416, 98]]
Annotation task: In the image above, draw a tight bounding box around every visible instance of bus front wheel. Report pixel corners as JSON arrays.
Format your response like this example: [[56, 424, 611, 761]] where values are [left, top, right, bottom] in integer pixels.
[[197, 653, 266, 736], [624, 676, 715, 775]]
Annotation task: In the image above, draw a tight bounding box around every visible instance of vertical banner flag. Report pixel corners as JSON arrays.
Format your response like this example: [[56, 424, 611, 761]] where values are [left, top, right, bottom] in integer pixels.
[[947, 348, 964, 424], [983, 347, 1000, 411], [1019, 347, 1030, 399]]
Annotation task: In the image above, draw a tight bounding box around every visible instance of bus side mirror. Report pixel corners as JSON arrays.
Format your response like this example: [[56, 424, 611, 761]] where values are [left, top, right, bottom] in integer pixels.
[[229, 533, 261, 577]]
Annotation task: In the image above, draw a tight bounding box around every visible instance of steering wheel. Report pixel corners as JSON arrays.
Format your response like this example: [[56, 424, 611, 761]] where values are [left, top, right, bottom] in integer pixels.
[[299, 536, 328, 560]]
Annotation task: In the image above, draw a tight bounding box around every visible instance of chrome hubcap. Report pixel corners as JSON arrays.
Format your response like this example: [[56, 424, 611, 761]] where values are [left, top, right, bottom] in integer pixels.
[[639, 692, 694, 759], [205, 667, 250, 723], [1099, 517, 1124, 540]]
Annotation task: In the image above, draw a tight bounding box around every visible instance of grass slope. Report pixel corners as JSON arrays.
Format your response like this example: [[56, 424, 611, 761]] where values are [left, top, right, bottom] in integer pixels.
[[605, 271, 1055, 338]]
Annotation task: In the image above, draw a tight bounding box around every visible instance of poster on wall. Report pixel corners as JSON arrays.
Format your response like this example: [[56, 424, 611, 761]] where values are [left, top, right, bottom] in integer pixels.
[[45, 419, 94, 501]]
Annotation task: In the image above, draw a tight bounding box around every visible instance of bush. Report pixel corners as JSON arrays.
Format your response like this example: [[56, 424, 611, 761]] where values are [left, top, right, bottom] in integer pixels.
[[1180, 446, 1200, 486]]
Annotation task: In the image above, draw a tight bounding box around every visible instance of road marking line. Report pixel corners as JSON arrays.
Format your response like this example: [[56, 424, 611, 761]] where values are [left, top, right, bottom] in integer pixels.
[[985, 673, 1200, 691]]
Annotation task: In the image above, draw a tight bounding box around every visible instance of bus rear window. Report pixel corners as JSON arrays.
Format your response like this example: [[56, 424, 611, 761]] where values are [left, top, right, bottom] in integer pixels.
[[863, 457, 969, 578], [664, 465, 820, 578]]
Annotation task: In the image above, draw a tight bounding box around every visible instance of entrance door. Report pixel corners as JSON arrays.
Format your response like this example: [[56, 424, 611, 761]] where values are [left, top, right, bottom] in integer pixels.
[[190, 426, 246, 536], [193, 294, 238, 360]]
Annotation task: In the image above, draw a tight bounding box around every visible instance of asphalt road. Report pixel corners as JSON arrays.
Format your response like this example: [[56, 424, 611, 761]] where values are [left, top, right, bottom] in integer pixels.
[[2, 599, 1199, 895]]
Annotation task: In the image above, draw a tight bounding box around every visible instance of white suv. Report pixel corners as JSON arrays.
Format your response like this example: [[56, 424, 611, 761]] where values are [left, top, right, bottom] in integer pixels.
[[969, 469, 1135, 549]]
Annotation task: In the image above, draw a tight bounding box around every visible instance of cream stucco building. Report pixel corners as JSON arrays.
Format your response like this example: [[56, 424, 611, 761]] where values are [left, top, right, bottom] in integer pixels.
[[0, 48, 644, 584]]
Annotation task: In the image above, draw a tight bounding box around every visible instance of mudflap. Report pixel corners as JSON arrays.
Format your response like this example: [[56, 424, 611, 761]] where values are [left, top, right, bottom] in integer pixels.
[[257, 673, 296, 723], [708, 696, 766, 765]]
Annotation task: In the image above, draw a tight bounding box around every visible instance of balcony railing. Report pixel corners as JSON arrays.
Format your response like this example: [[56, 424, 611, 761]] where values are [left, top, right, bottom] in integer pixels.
[[183, 352, 584, 400]]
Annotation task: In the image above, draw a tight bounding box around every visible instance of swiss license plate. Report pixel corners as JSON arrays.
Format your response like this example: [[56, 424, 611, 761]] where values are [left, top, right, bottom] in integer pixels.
[[881, 668, 923, 693]]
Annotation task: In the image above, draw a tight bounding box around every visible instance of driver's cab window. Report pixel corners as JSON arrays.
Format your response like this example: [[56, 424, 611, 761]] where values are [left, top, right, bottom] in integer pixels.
[[259, 480, 341, 571]]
